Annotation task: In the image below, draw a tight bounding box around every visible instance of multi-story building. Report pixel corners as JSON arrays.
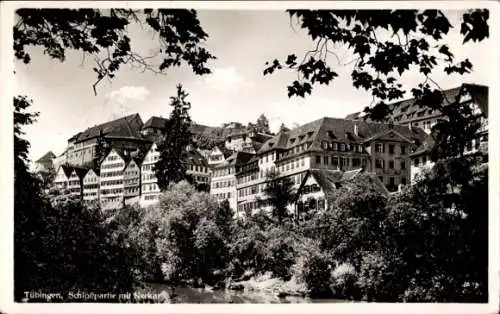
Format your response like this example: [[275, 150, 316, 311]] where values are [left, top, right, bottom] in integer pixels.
[[124, 158, 142, 205], [206, 145, 229, 167], [224, 129, 273, 153], [100, 148, 126, 209], [64, 113, 151, 167], [210, 151, 254, 213], [82, 168, 100, 202], [140, 143, 161, 207], [234, 117, 429, 214], [185, 147, 211, 187], [54, 165, 72, 190], [345, 83, 488, 136], [34, 151, 56, 173]]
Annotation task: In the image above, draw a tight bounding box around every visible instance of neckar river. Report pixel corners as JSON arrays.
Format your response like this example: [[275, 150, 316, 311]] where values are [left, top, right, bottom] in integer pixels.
[[145, 283, 344, 303]]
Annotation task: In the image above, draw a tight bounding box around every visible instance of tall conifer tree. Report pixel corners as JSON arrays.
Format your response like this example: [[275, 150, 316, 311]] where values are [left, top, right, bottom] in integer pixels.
[[154, 84, 193, 190]]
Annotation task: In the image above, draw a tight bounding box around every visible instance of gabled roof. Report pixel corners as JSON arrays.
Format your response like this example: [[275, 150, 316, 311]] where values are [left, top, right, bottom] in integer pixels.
[[185, 148, 208, 167], [214, 151, 254, 169], [58, 165, 74, 178], [58, 164, 88, 179], [143, 116, 168, 130], [36, 151, 56, 163], [85, 167, 100, 177], [296, 168, 387, 201], [306, 169, 344, 199], [258, 117, 428, 154], [69, 113, 145, 143], [341, 168, 364, 181]]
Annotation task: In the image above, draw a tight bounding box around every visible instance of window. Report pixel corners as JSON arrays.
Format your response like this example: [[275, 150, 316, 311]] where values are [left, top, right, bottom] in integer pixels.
[[324, 156, 329, 165], [389, 177, 395, 186], [316, 156, 321, 164], [401, 177, 407, 185], [401, 144, 406, 155], [389, 160, 394, 169], [333, 143, 338, 151], [301, 158, 305, 166], [352, 158, 361, 167], [422, 155, 428, 163], [414, 158, 419, 167], [375, 143, 384, 153], [333, 157, 339, 166], [401, 160, 406, 169], [389, 144, 395, 155], [340, 144, 345, 151], [375, 159, 384, 169]]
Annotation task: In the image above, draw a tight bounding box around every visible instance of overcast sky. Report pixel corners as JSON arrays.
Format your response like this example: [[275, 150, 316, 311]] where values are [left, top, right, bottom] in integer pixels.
[[14, 9, 492, 161]]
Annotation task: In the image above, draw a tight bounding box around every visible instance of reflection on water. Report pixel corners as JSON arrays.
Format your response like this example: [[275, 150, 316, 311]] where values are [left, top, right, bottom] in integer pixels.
[[146, 283, 345, 304]]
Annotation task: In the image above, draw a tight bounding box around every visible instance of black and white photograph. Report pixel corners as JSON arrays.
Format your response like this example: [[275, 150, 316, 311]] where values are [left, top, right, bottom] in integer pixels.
[[1, 1, 499, 313]]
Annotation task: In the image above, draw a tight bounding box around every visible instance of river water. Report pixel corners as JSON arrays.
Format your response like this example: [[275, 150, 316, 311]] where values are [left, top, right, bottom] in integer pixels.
[[146, 283, 344, 303]]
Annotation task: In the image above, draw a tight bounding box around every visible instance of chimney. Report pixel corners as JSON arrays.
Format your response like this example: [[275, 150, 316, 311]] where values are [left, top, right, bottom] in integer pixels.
[[354, 124, 359, 137]]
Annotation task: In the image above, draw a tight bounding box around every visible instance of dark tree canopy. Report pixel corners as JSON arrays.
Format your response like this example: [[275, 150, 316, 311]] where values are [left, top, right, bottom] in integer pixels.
[[264, 9, 489, 121], [154, 84, 193, 190], [263, 171, 296, 225], [14, 8, 215, 95]]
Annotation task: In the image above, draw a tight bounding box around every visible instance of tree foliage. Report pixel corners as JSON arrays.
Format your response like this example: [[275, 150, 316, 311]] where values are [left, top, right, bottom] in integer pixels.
[[263, 171, 296, 225], [255, 114, 271, 134], [14, 97, 138, 302], [154, 85, 193, 190], [264, 9, 488, 119], [15, 8, 215, 95]]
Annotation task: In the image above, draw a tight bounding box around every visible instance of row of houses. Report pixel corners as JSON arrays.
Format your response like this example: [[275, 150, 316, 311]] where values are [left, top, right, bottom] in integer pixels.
[[53, 143, 211, 209], [37, 83, 488, 214]]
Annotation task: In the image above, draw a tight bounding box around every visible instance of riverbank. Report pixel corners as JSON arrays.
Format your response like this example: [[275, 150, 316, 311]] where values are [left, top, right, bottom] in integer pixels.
[[142, 272, 346, 303]]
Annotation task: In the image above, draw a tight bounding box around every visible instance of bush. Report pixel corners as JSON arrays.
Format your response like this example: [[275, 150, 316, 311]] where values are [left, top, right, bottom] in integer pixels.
[[330, 262, 361, 300], [301, 251, 333, 298], [263, 228, 296, 280]]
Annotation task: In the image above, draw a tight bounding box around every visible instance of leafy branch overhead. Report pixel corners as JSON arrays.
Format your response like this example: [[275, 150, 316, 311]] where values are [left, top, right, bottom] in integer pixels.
[[264, 9, 489, 121], [14, 8, 216, 95]]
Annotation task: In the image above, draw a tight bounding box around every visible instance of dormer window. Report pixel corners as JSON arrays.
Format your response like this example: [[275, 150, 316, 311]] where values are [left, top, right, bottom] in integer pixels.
[[327, 131, 335, 138], [307, 131, 314, 138]]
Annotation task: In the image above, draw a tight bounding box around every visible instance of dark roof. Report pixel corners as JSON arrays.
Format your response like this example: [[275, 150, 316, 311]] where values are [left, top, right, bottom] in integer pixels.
[[215, 151, 254, 169], [69, 113, 145, 143], [36, 151, 56, 163], [345, 112, 362, 120], [142, 116, 219, 136], [341, 168, 363, 181], [353, 172, 389, 196], [185, 148, 208, 167], [143, 116, 168, 130], [58, 165, 88, 179], [307, 169, 344, 199], [258, 117, 428, 154], [297, 168, 387, 201], [389, 86, 462, 122], [345, 83, 488, 123], [410, 136, 436, 158]]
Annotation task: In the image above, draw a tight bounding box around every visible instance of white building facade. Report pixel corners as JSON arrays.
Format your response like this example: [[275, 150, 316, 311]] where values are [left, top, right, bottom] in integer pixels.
[[140, 143, 161, 207], [100, 149, 125, 209]]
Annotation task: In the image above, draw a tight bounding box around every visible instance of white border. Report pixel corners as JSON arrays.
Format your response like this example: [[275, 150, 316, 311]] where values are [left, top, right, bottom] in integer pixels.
[[1, 1, 499, 314]]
